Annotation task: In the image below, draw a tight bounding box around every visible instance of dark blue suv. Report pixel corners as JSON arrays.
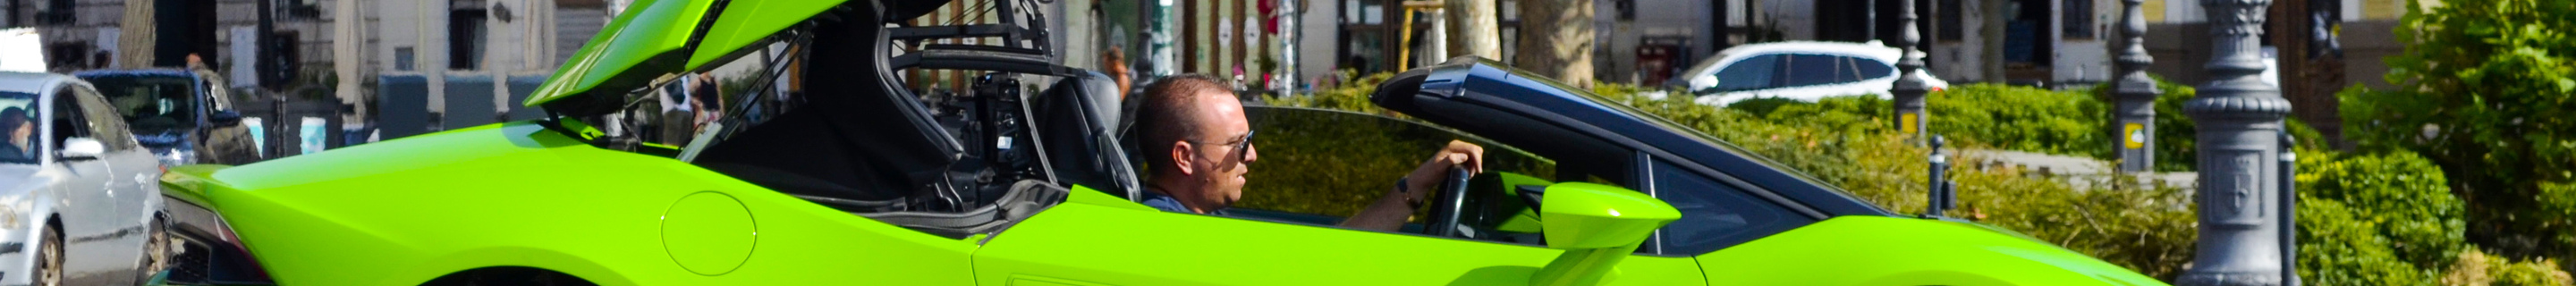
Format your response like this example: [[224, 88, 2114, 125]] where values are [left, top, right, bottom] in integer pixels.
[[72, 69, 255, 166]]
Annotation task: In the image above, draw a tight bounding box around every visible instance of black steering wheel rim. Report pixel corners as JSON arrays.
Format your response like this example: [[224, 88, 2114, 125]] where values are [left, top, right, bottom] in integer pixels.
[[1423, 167, 1474, 238]]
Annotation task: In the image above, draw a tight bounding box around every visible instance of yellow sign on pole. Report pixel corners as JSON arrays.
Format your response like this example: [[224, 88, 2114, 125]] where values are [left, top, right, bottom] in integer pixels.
[[1901, 114, 1919, 134], [2123, 123, 2147, 149]]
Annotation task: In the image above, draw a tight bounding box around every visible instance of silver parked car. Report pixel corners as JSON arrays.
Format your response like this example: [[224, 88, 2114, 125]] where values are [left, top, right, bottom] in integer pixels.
[[0, 72, 165, 286], [1676, 41, 1953, 106]]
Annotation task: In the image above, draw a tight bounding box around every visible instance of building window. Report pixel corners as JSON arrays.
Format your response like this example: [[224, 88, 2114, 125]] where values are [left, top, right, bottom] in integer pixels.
[[38, 0, 72, 25], [1938, 0, 1962, 41], [2063, 0, 2094, 39], [284, 0, 325, 20], [450, 8, 487, 71], [394, 46, 415, 72]]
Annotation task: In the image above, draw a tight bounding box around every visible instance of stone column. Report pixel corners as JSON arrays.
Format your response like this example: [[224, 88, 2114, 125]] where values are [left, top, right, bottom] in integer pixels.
[[1889, 0, 1930, 138], [2178, 0, 2291, 285], [2113, 0, 2160, 172]]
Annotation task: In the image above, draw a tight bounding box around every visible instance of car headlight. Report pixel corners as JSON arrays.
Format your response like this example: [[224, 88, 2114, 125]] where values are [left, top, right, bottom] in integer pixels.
[[0, 195, 22, 230]]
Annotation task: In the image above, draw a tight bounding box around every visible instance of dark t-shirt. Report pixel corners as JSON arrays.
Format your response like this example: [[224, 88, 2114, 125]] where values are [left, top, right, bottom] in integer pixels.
[[0, 142, 30, 164]]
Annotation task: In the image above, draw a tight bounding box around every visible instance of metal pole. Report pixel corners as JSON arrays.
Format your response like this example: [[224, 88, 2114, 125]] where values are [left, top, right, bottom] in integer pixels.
[[1890, 0, 1930, 139], [1864, 0, 1877, 43], [2278, 131, 2301, 286], [1278, 0, 1297, 97], [2178, 0, 2290, 285], [1146, 0, 1177, 78], [1926, 135, 1950, 217], [2114, 0, 2160, 172]]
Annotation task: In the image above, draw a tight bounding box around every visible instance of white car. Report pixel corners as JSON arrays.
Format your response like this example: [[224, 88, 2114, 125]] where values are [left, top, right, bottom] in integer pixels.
[[0, 72, 165, 286], [1678, 41, 1953, 106]]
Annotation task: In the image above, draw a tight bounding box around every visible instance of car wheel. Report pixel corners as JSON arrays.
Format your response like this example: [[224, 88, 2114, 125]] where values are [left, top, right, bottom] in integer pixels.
[[35, 226, 61, 286], [135, 216, 167, 286]]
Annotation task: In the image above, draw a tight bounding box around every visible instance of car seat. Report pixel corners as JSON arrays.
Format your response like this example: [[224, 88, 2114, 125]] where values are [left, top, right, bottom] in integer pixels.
[[691, 7, 965, 210], [1034, 71, 1141, 200]]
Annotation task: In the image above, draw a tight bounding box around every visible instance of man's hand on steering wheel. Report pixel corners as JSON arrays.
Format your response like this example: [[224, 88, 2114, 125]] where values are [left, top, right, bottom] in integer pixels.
[[1400, 140, 1486, 203]]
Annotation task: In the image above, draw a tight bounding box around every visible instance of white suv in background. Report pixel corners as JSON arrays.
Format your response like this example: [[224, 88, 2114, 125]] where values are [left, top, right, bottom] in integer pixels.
[[1677, 41, 1952, 106]]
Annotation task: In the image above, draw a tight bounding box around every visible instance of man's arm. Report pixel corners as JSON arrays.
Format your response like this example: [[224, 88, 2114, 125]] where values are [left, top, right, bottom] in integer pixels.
[[1339, 140, 1485, 231]]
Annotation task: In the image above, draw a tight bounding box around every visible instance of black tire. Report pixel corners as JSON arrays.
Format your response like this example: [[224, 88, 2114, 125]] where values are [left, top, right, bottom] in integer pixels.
[[36, 226, 61, 286], [135, 216, 167, 286]]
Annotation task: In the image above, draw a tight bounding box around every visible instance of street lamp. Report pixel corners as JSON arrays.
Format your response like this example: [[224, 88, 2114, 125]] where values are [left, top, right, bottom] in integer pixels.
[[2177, 0, 2293, 285], [1890, 0, 1930, 139], [2113, 0, 2159, 172]]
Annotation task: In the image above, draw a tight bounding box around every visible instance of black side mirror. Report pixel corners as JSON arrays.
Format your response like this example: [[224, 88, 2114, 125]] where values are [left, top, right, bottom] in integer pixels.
[[210, 110, 243, 126]]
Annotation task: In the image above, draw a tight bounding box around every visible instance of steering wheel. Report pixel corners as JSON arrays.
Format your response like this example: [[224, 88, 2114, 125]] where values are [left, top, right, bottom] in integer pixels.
[[1422, 167, 1474, 238]]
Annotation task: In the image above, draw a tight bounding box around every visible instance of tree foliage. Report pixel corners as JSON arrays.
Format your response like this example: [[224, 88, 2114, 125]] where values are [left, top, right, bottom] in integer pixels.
[[2338, 0, 2576, 258]]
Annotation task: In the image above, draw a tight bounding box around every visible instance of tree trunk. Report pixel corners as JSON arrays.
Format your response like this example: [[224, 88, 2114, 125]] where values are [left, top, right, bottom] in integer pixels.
[[118, 0, 157, 69], [1445, 0, 1501, 60], [1513, 0, 1593, 88]]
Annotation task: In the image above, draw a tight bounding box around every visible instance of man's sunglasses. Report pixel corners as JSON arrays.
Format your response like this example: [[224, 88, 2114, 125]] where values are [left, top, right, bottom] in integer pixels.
[[1191, 130, 1255, 162]]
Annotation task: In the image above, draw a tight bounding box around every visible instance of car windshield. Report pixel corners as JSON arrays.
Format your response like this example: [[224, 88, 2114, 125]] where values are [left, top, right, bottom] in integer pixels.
[[1551, 79, 1862, 200], [84, 75, 197, 134], [0, 91, 34, 164]]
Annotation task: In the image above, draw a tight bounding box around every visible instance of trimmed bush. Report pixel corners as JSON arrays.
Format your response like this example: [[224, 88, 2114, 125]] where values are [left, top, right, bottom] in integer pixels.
[[2297, 197, 2434, 285], [1924, 84, 2109, 157], [2297, 150, 2469, 270], [2444, 250, 2575, 286], [1959, 157, 2199, 280], [1759, 96, 1894, 135]]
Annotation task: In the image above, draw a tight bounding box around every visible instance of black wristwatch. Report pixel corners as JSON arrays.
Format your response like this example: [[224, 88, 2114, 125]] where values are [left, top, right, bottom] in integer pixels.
[[1394, 177, 1425, 208]]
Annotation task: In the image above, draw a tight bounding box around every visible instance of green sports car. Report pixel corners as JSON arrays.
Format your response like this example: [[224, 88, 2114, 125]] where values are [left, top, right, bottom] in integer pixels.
[[153, 0, 2166, 285]]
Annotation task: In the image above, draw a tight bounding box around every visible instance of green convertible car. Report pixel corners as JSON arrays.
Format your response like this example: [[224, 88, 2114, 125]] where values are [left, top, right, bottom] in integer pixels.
[[152, 0, 2165, 285]]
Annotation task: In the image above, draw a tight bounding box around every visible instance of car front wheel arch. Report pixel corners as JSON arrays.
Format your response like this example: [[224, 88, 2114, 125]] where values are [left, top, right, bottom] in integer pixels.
[[419, 266, 599, 286]]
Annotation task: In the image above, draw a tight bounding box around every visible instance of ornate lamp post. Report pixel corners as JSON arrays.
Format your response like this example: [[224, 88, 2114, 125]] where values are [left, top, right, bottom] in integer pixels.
[[2114, 0, 2160, 172], [2178, 0, 2292, 285], [1890, 0, 1930, 138]]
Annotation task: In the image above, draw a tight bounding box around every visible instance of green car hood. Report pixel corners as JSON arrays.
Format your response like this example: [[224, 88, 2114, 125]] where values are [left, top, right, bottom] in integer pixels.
[[522, 0, 840, 107]]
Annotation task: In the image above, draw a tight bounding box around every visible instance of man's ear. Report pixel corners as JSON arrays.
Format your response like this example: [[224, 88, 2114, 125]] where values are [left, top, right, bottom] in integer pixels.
[[1170, 140, 1196, 176]]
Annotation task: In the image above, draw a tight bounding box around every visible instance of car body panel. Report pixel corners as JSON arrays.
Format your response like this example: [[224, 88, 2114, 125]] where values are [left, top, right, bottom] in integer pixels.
[[525, 0, 716, 106], [974, 199, 1707, 286], [0, 72, 162, 285], [1700, 215, 2163, 285], [527, 0, 852, 107], [191, 122, 979, 285], [0, 164, 65, 286], [683, 0, 840, 70]]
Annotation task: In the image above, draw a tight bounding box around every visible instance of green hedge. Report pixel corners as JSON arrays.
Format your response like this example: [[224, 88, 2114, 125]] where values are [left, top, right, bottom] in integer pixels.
[[2296, 196, 2430, 284], [1925, 84, 2111, 156], [2298, 150, 2469, 270], [2293, 151, 2471, 283]]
